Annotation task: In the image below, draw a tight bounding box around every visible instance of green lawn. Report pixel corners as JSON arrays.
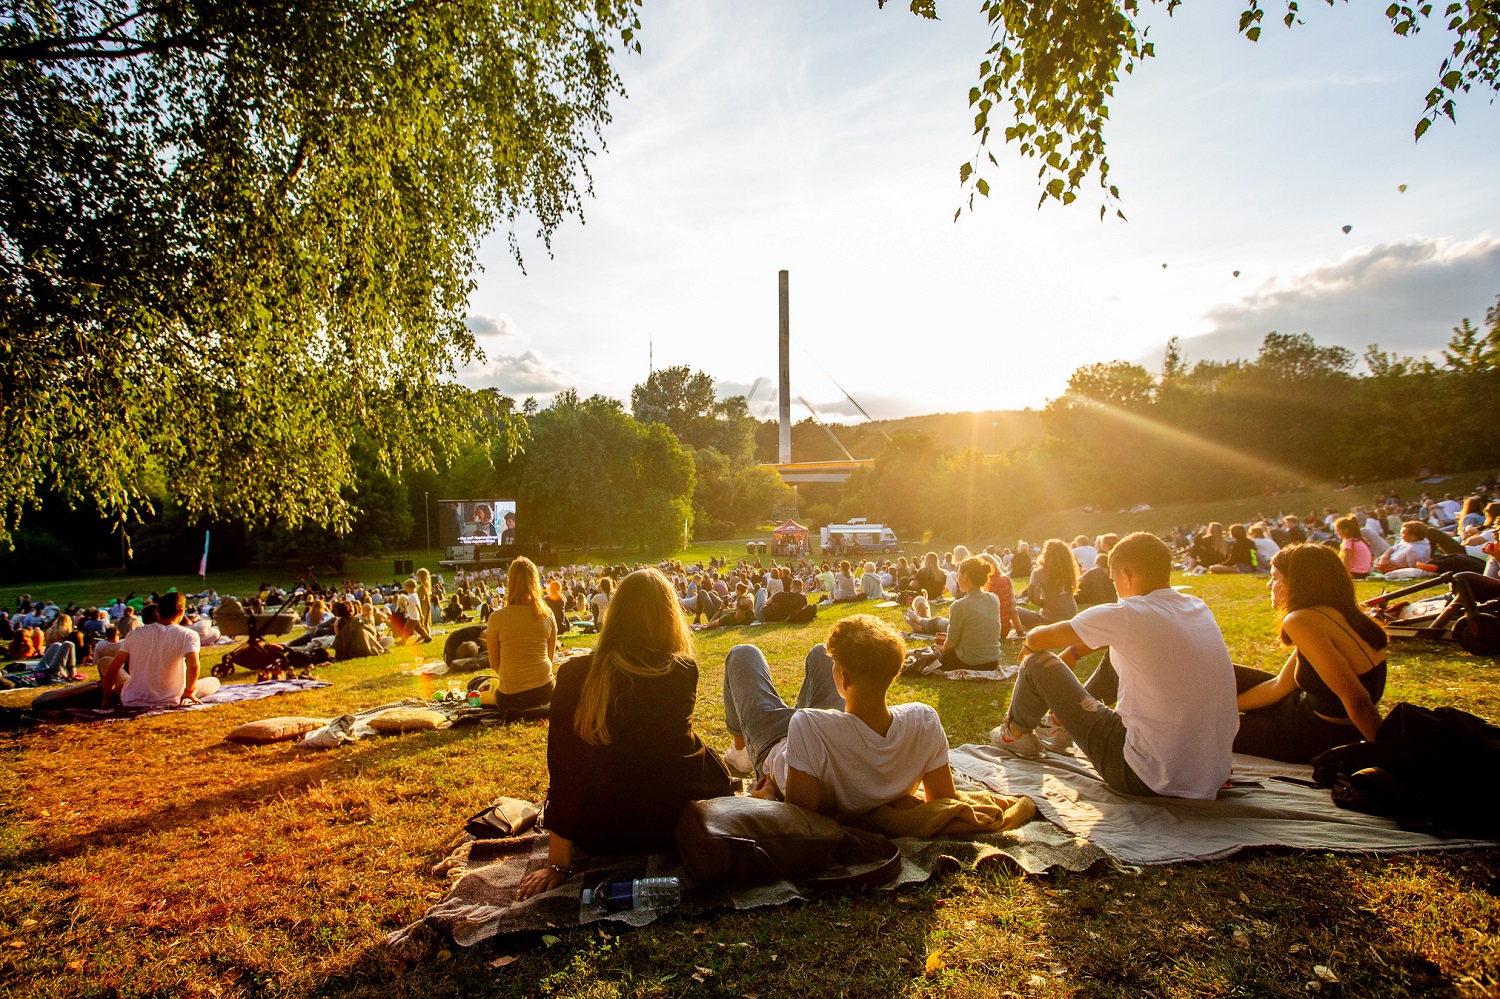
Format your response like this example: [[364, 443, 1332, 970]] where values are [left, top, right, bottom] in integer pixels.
[[1, 573, 1496, 998]]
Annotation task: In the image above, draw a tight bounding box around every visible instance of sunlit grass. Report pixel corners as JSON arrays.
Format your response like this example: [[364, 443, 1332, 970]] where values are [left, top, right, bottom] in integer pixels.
[[1, 572, 1496, 997]]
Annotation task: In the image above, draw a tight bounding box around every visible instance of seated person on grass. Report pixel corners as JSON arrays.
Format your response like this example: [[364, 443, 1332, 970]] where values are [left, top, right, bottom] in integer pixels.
[[721, 614, 955, 819], [707, 582, 755, 628], [99, 591, 220, 707], [990, 532, 1239, 800], [758, 577, 809, 623], [931, 556, 1002, 671]]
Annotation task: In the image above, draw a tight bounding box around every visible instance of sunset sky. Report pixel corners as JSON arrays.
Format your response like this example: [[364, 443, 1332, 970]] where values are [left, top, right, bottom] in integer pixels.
[[459, 0, 1500, 421]]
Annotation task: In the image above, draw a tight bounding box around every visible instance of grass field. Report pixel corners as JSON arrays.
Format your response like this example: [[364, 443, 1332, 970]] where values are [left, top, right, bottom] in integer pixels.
[[1, 564, 1497, 999]]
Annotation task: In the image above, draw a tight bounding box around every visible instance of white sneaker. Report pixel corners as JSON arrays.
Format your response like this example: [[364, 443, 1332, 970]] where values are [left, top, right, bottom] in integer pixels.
[[724, 744, 754, 775], [1036, 712, 1074, 753], [988, 724, 1045, 759]]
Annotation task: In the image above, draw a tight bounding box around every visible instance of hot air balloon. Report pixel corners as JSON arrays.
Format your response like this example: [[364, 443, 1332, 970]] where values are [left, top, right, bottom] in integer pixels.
[[1233, 270, 1240, 278], [1398, 184, 1407, 193], [1341, 225, 1352, 234]]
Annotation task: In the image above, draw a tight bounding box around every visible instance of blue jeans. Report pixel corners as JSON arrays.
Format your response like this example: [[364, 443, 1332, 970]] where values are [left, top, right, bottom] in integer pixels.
[[1005, 651, 1158, 797], [722, 643, 844, 770]]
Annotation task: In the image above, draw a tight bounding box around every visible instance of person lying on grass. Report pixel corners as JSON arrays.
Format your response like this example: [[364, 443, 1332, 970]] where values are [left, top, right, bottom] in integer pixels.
[[516, 568, 733, 901], [721, 614, 955, 818], [990, 532, 1239, 800]]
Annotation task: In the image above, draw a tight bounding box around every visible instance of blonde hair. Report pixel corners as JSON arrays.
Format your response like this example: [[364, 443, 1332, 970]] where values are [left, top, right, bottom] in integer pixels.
[[1039, 539, 1079, 596], [505, 557, 548, 618], [573, 568, 693, 746]]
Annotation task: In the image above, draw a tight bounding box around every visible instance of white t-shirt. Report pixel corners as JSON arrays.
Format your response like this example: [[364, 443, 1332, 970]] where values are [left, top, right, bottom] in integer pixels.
[[119, 622, 202, 708], [1438, 499, 1463, 520], [1069, 588, 1238, 800], [766, 576, 784, 596], [1073, 545, 1100, 572], [1252, 537, 1280, 565], [1383, 539, 1431, 569], [768, 702, 950, 817]]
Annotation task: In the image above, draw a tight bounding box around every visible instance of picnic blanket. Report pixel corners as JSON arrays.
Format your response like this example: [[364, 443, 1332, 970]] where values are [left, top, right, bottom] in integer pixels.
[[61, 678, 331, 722], [948, 744, 1499, 866], [390, 814, 1108, 946]]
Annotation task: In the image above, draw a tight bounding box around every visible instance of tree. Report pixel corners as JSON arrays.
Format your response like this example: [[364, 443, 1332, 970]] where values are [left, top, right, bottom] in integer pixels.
[[883, 0, 1500, 213], [0, 1, 634, 545], [1442, 295, 1500, 373], [631, 365, 756, 463]]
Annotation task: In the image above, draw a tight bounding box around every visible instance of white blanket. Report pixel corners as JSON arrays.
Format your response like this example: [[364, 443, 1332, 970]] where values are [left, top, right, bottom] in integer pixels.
[[949, 744, 1497, 866]]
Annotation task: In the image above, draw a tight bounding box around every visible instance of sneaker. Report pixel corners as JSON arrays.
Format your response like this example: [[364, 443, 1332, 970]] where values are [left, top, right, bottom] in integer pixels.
[[724, 744, 754, 775], [988, 723, 1045, 759], [1035, 712, 1074, 753]]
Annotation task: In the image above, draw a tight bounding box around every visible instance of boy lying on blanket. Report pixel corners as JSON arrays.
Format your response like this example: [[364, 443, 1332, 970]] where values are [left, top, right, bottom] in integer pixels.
[[990, 531, 1240, 800], [721, 615, 957, 817]]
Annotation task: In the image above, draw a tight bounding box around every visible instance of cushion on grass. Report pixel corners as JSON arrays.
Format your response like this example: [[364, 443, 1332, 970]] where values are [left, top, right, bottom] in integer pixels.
[[226, 716, 327, 745], [366, 708, 452, 733]]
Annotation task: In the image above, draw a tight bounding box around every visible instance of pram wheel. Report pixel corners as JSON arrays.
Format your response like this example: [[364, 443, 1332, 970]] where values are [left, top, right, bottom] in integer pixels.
[[1456, 613, 1500, 656]]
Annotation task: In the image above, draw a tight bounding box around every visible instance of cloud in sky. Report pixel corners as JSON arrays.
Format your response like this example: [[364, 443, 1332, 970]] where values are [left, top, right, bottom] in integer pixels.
[[465, 312, 518, 339], [461, 349, 572, 396], [1160, 235, 1500, 370]]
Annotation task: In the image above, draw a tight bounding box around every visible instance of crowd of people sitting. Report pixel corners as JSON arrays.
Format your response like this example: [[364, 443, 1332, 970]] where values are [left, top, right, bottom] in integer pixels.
[[5, 474, 1495, 897], [1171, 485, 1500, 581]]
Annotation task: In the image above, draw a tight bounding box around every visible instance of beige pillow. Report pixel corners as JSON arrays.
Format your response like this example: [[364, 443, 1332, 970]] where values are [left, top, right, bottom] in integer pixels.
[[366, 708, 452, 733], [226, 716, 327, 745]]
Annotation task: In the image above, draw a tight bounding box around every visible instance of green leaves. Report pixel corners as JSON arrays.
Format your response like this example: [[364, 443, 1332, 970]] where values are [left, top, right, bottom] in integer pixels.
[[912, 0, 1499, 220], [0, 0, 636, 546]]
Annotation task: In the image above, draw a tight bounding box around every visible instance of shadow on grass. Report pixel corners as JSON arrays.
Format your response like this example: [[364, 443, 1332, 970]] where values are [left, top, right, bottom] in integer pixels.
[[0, 724, 498, 872], [315, 863, 964, 999], [1036, 847, 1492, 998]]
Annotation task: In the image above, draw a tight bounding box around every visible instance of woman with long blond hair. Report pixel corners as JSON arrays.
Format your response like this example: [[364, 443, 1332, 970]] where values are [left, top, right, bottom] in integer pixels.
[[1017, 538, 1079, 631], [483, 556, 557, 711], [517, 568, 733, 901]]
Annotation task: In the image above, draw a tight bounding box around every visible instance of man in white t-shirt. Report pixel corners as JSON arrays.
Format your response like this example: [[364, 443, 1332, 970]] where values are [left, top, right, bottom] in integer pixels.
[[99, 591, 220, 708], [990, 532, 1238, 800], [721, 615, 955, 818], [1071, 536, 1099, 575]]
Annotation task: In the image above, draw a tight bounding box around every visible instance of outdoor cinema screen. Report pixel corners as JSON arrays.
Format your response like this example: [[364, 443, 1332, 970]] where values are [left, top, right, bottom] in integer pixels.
[[438, 499, 517, 547]]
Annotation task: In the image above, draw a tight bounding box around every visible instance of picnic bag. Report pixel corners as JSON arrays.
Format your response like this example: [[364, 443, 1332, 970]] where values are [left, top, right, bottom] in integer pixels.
[[674, 796, 900, 887], [464, 797, 541, 840]]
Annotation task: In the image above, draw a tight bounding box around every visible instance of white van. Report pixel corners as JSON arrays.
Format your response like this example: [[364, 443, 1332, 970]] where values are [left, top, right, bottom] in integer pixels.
[[820, 522, 900, 555]]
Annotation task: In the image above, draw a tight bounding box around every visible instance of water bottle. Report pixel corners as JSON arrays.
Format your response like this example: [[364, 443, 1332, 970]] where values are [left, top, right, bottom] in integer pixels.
[[581, 877, 680, 911]]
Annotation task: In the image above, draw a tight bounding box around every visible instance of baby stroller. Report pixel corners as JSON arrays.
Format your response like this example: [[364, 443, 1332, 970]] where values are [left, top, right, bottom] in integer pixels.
[[213, 591, 306, 681], [1362, 572, 1500, 656]]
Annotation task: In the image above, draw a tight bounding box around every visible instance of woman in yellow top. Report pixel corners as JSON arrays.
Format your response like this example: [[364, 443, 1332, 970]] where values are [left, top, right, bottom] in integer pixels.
[[414, 567, 434, 639], [486, 557, 558, 710]]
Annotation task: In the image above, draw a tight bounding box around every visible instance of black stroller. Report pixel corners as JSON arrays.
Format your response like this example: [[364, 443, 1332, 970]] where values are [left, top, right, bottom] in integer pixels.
[[1362, 572, 1500, 656]]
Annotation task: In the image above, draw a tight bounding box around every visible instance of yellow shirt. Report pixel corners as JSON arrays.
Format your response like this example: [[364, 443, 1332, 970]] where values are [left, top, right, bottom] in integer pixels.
[[487, 604, 556, 695]]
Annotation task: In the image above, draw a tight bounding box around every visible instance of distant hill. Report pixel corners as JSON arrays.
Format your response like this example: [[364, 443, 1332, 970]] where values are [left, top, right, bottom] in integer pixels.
[[753, 409, 1043, 463]]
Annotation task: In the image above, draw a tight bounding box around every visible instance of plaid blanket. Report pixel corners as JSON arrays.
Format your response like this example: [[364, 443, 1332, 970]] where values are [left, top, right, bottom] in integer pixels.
[[390, 808, 1107, 947]]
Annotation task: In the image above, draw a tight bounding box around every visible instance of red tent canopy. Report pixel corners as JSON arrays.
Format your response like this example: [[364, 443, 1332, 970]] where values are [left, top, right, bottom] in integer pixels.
[[771, 519, 809, 554]]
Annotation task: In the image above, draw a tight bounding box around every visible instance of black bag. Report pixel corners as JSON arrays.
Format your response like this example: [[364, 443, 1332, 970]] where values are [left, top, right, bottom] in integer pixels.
[[1311, 702, 1500, 838], [1432, 553, 1487, 575]]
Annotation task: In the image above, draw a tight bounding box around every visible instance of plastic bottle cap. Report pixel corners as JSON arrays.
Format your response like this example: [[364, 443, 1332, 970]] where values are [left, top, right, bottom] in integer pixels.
[[581, 889, 594, 905]]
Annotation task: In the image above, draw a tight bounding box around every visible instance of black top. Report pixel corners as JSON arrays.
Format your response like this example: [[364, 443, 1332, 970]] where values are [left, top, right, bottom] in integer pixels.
[[1010, 550, 1032, 578], [1076, 567, 1118, 607], [1219, 538, 1258, 568], [545, 653, 733, 855], [544, 596, 570, 634], [1294, 609, 1386, 718], [760, 591, 808, 622], [915, 567, 947, 600]]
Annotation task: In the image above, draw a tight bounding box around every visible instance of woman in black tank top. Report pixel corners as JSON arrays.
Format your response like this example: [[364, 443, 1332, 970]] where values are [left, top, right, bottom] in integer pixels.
[[1232, 544, 1388, 764]]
